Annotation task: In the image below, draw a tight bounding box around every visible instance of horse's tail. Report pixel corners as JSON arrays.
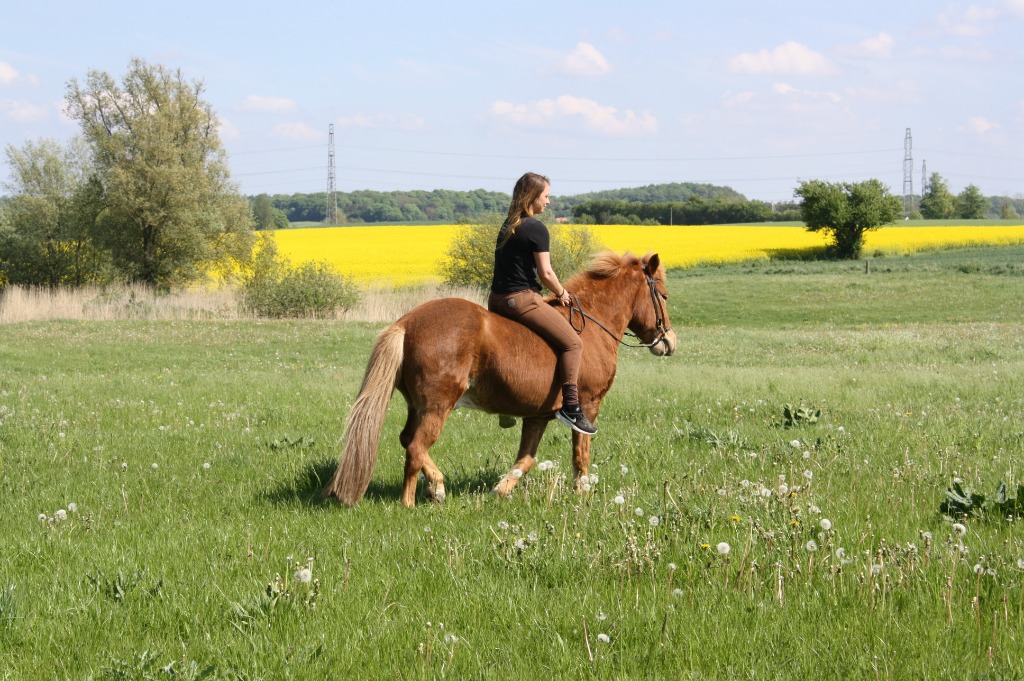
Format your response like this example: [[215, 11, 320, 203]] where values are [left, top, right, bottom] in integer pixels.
[[323, 324, 405, 506]]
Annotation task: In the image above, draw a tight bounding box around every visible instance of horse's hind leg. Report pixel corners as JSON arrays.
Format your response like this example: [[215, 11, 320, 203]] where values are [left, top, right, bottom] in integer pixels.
[[493, 417, 548, 497], [400, 406, 449, 507]]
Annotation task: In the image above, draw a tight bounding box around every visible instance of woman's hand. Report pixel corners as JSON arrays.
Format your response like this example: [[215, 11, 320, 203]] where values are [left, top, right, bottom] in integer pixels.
[[556, 289, 571, 306]]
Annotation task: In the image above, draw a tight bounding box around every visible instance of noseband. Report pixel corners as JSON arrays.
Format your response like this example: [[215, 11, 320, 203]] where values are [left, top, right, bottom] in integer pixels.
[[567, 272, 671, 349]]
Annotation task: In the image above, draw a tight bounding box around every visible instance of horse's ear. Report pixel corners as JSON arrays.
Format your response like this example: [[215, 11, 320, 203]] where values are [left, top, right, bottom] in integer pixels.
[[644, 253, 661, 276]]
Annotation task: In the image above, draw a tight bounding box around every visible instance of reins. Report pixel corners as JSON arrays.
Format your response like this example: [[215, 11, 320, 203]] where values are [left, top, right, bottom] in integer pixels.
[[565, 272, 670, 349]]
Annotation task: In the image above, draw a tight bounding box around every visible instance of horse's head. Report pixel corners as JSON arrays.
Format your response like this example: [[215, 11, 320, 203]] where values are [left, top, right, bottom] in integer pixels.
[[632, 253, 677, 357]]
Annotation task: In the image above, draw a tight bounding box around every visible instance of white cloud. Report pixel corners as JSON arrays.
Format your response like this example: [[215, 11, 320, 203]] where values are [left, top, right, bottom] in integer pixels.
[[490, 95, 657, 136], [270, 122, 322, 141], [239, 95, 297, 113], [728, 41, 836, 76], [968, 115, 1000, 134], [0, 99, 48, 122], [559, 42, 611, 77], [937, 4, 998, 36], [0, 62, 20, 86], [218, 117, 241, 141], [854, 32, 896, 58], [772, 82, 842, 105], [335, 112, 425, 130]]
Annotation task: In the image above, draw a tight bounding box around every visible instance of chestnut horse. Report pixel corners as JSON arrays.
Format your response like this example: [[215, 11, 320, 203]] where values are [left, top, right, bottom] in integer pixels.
[[323, 251, 677, 507]]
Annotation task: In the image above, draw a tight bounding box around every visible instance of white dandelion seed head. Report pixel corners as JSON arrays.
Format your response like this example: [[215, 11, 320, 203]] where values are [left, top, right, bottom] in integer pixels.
[[67, 503, 78, 514], [740, 479, 751, 488], [589, 473, 599, 484], [789, 439, 802, 449], [538, 460, 553, 471], [612, 495, 625, 505], [121, 462, 128, 470], [579, 475, 590, 485], [38, 513, 48, 522], [597, 611, 607, 621], [649, 515, 660, 527], [514, 538, 526, 551], [672, 588, 684, 598], [803, 470, 813, 480], [597, 633, 611, 644], [806, 540, 818, 552], [668, 563, 677, 571], [802, 451, 811, 459], [203, 462, 211, 470], [151, 463, 158, 470], [54, 509, 67, 522], [1016, 559, 1024, 570], [620, 465, 629, 475], [953, 523, 967, 537], [778, 484, 789, 495], [423, 526, 432, 533], [986, 568, 996, 577], [528, 531, 538, 542], [922, 531, 933, 544], [497, 520, 509, 531], [445, 633, 458, 644], [581, 483, 592, 492], [973, 564, 984, 575], [510, 469, 523, 479], [835, 548, 846, 560], [294, 567, 312, 583], [717, 488, 727, 496], [837, 426, 846, 434], [820, 518, 832, 531], [634, 507, 645, 517], [717, 542, 731, 555], [778, 474, 787, 483], [808, 504, 820, 514], [871, 564, 883, 575]]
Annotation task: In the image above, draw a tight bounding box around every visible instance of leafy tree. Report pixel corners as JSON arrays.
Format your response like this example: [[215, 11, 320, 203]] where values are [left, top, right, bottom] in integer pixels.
[[794, 179, 902, 259], [956, 184, 987, 219], [438, 214, 602, 288], [65, 58, 254, 289], [919, 173, 956, 219], [0, 137, 113, 286], [252, 194, 289, 230]]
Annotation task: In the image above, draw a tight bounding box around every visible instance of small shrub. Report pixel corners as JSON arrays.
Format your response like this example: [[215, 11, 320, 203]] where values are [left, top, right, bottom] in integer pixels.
[[242, 261, 360, 319], [438, 214, 603, 288]]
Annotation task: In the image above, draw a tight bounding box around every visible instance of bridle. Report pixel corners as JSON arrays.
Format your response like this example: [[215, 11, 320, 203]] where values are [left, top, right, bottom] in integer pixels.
[[566, 271, 671, 349]]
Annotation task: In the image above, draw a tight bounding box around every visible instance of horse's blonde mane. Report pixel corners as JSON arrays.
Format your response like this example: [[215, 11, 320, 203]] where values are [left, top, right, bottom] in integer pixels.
[[584, 250, 643, 279]]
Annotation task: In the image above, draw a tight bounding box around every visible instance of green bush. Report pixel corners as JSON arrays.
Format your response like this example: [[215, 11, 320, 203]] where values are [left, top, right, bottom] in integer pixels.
[[438, 214, 603, 288], [240, 237, 359, 318]]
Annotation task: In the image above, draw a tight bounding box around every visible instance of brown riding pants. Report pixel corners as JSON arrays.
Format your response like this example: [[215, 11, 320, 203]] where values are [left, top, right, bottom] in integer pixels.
[[488, 290, 582, 386]]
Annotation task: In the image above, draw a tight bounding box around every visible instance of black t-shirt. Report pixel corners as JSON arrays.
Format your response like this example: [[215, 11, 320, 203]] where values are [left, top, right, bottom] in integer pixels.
[[490, 216, 550, 294]]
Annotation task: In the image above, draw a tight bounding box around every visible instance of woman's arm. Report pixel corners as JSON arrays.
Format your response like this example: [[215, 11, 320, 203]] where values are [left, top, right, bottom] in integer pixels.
[[534, 251, 571, 306]]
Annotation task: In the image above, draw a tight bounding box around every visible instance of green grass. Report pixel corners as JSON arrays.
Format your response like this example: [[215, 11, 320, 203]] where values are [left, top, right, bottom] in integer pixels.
[[2, 246, 1024, 678]]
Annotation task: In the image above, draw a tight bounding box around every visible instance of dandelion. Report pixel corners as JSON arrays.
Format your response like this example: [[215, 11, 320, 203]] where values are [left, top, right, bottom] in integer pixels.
[[789, 439, 801, 448], [581, 483, 592, 492], [38, 513, 47, 523], [1016, 559, 1024, 571], [740, 479, 751, 488], [589, 473, 599, 484], [672, 588, 684, 598], [620, 465, 629, 475], [871, 564, 883, 575], [497, 520, 509, 531], [510, 469, 523, 479], [597, 611, 607, 621], [820, 518, 832, 531], [803, 470, 813, 481], [612, 495, 625, 505], [634, 507, 644, 517], [528, 531, 538, 542], [151, 463, 159, 470], [67, 503, 78, 514], [805, 540, 818, 552], [202, 462, 211, 470], [294, 567, 313, 583], [835, 548, 846, 560], [802, 451, 811, 459], [649, 516, 660, 527], [579, 475, 590, 486], [973, 564, 984, 575], [952, 523, 967, 537], [597, 634, 611, 644], [424, 526, 432, 534], [54, 509, 67, 522], [807, 504, 820, 514], [778, 484, 789, 495], [730, 515, 741, 523], [444, 633, 458, 645], [668, 563, 677, 571], [537, 459, 553, 471], [837, 426, 846, 434], [121, 462, 128, 470], [922, 531, 933, 545], [514, 538, 526, 551], [717, 542, 731, 555]]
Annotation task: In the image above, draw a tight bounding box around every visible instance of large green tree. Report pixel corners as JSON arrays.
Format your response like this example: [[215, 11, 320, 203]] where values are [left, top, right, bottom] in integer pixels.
[[794, 179, 902, 259], [64, 58, 253, 288], [919, 173, 956, 219], [956, 184, 987, 219], [0, 137, 112, 286]]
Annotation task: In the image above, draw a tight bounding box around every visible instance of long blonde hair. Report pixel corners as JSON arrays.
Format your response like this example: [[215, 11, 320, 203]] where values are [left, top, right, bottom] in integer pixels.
[[499, 172, 550, 248]]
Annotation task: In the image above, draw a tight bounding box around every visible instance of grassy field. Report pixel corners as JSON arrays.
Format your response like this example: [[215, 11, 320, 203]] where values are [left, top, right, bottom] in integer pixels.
[[2, 245, 1024, 678]]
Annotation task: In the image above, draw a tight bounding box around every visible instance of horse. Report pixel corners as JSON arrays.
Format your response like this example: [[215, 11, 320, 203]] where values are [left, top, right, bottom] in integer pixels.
[[323, 250, 677, 507]]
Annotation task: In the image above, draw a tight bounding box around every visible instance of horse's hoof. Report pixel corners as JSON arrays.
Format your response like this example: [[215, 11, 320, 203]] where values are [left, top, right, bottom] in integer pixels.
[[498, 414, 517, 428], [426, 483, 446, 503]]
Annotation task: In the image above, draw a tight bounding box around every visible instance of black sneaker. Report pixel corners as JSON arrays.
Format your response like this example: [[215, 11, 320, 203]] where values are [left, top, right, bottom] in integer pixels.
[[556, 405, 597, 435]]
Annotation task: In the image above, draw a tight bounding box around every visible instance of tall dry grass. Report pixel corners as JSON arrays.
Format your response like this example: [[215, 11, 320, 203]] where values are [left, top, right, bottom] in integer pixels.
[[0, 283, 485, 324]]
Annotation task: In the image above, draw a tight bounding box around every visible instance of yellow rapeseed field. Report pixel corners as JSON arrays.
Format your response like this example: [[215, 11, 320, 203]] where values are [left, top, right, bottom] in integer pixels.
[[272, 223, 1024, 285]]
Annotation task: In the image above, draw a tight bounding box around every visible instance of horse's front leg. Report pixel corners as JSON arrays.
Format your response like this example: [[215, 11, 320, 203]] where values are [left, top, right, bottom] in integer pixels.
[[493, 416, 548, 497]]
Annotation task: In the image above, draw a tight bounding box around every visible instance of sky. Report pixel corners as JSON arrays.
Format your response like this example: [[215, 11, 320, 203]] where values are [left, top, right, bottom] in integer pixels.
[[2, 0, 1023, 203]]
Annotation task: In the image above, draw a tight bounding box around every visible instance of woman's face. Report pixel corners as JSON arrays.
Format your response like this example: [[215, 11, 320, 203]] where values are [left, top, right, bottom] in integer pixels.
[[529, 183, 551, 215]]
